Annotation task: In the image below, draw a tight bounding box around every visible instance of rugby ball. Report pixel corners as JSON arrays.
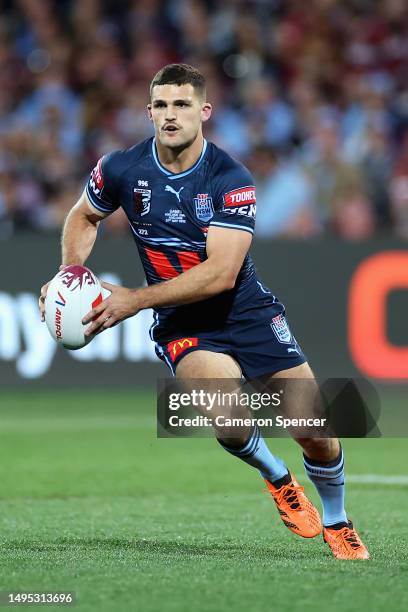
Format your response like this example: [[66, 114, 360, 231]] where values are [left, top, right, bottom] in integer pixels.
[[45, 265, 103, 350]]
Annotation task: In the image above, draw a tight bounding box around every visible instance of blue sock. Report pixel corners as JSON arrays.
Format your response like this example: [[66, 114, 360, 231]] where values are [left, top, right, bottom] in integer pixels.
[[218, 424, 289, 484], [303, 448, 347, 527]]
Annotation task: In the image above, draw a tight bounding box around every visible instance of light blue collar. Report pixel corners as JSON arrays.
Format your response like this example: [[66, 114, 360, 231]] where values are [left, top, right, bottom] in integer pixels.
[[151, 137, 207, 180]]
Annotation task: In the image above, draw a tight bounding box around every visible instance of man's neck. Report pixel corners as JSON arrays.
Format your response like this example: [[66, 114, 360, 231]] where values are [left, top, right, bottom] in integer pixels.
[[155, 132, 204, 174]]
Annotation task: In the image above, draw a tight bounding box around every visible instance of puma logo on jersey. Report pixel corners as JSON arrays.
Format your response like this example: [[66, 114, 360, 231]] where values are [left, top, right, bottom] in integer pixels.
[[165, 185, 184, 202]]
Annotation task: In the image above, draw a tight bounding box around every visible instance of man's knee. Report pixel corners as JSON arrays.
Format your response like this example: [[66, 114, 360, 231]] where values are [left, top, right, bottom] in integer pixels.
[[297, 437, 340, 461], [216, 433, 249, 449]]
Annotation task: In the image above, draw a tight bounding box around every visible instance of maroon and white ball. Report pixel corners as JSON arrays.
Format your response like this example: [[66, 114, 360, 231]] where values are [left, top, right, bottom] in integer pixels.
[[45, 265, 102, 350]]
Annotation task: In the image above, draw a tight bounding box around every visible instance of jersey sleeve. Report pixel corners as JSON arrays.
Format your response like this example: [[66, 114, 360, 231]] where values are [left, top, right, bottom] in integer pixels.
[[85, 152, 121, 214], [210, 164, 256, 235]]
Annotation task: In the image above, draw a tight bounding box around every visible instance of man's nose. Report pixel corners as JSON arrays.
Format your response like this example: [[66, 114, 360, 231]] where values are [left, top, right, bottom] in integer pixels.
[[165, 106, 176, 121]]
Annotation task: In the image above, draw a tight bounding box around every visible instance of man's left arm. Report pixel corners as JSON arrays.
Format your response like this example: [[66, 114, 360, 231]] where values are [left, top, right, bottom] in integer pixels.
[[83, 226, 252, 335]]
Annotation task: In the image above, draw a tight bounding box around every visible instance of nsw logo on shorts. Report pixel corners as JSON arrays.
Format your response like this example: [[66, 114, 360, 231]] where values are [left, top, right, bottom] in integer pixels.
[[270, 314, 292, 344], [167, 337, 198, 362]]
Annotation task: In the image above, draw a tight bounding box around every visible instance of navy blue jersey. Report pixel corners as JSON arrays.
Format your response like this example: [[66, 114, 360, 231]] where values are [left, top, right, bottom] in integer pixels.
[[86, 137, 273, 335]]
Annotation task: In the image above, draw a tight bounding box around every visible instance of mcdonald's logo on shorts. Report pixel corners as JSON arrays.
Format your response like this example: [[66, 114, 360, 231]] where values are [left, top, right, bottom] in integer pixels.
[[167, 338, 199, 362]]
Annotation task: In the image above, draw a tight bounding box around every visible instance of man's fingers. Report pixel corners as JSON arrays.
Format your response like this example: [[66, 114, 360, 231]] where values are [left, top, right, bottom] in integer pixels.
[[82, 302, 106, 324], [85, 314, 114, 336], [101, 281, 116, 292], [38, 281, 51, 321], [96, 315, 115, 334], [84, 318, 102, 337], [39, 299, 45, 322], [82, 284, 115, 327]]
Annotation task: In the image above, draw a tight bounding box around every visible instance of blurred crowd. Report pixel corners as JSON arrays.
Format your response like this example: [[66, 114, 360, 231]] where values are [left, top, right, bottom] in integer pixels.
[[0, 0, 407, 240]]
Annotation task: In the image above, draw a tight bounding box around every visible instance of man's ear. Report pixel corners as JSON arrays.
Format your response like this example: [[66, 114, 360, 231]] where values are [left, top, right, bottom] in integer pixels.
[[147, 104, 153, 122], [201, 102, 212, 123]]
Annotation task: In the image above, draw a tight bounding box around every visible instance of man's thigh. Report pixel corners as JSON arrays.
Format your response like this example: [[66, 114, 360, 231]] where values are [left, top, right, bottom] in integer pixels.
[[255, 362, 325, 436], [256, 362, 339, 455], [175, 350, 250, 441], [253, 362, 317, 407], [176, 350, 242, 379], [271, 362, 315, 380]]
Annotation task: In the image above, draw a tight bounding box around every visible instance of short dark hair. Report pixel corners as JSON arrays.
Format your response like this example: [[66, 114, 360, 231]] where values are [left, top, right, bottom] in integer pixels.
[[150, 64, 206, 100]]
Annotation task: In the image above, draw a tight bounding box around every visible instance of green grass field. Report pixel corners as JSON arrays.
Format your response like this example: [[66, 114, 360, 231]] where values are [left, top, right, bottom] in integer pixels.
[[0, 390, 407, 612]]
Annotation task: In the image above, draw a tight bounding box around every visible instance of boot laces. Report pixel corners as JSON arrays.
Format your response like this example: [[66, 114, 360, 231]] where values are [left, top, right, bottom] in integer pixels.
[[337, 526, 362, 550], [274, 482, 303, 510]]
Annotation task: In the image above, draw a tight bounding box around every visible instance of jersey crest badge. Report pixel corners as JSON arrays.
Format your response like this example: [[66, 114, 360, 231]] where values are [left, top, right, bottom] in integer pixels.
[[133, 187, 151, 216], [270, 314, 292, 344], [194, 193, 214, 222]]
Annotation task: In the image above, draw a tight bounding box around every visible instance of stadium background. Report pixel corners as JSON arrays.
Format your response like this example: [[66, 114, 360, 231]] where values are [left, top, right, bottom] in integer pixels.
[[0, 1, 407, 611]]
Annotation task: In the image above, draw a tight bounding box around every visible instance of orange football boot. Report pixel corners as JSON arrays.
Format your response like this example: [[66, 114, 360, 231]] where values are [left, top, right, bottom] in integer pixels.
[[265, 474, 322, 538], [323, 521, 370, 560]]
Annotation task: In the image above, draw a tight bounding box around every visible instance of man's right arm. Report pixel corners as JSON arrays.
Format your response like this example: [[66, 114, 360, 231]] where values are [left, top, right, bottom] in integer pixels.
[[61, 190, 108, 266], [39, 190, 109, 320]]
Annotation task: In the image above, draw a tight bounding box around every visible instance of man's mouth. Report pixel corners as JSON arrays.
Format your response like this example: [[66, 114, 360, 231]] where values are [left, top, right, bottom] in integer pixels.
[[163, 125, 179, 132]]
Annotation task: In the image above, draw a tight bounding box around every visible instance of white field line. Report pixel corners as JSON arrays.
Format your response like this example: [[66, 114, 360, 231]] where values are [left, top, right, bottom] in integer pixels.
[[0, 419, 407, 485], [346, 474, 408, 485], [299, 474, 408, 485]]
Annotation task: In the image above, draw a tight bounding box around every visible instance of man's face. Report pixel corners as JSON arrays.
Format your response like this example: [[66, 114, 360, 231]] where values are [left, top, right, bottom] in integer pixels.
[[148, 83, 211, 149]]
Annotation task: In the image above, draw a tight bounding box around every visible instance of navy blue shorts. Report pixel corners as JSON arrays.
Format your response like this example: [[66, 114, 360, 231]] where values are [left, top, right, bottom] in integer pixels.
[[151, 292, 306, 379]]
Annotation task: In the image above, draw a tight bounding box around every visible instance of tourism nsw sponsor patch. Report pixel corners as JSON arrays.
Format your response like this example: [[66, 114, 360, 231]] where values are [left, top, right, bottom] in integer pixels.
[[222, 186, 256, 217]]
